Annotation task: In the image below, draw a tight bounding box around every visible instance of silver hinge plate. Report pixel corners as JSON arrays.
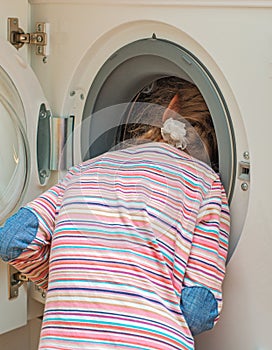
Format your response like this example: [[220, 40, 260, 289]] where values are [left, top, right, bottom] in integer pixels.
[[37, 104, 75, 185], [8, 17, 49, 56], [50, 115, 75, 172]]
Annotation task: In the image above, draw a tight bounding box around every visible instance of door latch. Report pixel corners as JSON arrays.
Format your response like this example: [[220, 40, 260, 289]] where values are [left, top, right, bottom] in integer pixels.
[[8, 17, 49, 56], [9, 266, 29, 299]]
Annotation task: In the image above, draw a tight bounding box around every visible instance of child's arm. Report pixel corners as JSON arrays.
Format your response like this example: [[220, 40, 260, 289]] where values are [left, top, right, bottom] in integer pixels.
[[181, 177, 230, 335], [0, 184, 63, 290], [0, 166, 79, 290]]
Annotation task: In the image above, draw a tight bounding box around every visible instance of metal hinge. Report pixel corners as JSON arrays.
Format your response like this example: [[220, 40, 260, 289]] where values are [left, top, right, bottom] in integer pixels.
[[50, 115, 75, 172], [8, 266, 29, 299], [37, 104, 75, 185], [8, 17, 49, 56]]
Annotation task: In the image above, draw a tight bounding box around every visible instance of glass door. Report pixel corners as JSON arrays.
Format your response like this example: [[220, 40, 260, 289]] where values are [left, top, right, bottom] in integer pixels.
[[0, 66, 28, 223]]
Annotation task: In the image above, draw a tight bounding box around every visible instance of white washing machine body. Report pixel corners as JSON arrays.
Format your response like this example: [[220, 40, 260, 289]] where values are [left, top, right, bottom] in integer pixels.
[[0, 0, 272, 349]]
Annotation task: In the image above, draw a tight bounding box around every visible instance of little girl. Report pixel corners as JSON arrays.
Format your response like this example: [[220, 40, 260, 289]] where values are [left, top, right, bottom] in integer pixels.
[[0, 78, 230, 350]]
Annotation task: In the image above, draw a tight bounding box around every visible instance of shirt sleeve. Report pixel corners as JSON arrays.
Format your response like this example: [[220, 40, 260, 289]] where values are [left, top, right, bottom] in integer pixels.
[[180, 177, 230, 335], [0, 166, 80, 290]]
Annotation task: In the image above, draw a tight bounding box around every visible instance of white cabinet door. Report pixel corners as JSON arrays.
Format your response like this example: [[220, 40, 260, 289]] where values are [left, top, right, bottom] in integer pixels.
[[0, 1, 29, 334], [0, 1, 51, 334]]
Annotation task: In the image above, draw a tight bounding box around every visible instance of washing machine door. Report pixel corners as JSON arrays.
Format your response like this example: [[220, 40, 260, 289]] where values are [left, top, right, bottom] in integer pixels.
[[0, 64, 27, 222], [0, 38, 51, 334], [0, 38, 51, 223]]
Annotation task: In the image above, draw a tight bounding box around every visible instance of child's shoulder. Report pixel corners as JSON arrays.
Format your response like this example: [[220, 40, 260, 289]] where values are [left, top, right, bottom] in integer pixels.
[[80, 141, 219, 183]]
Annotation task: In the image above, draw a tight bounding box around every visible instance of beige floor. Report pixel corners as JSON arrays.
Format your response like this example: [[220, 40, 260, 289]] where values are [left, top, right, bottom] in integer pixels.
[[0, 318, 42, 350]]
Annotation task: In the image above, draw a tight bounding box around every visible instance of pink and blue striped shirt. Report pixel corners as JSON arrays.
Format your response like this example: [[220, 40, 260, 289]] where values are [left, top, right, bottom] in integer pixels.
[[1, 142, 230, 349]]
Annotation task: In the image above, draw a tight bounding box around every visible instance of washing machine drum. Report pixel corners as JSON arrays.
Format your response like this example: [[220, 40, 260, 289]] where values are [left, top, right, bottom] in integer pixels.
[[82, 38, 235, 199]]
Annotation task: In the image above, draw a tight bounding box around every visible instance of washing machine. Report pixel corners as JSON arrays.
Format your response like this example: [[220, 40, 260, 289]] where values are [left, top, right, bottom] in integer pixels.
[[0, 0, 271, 349]]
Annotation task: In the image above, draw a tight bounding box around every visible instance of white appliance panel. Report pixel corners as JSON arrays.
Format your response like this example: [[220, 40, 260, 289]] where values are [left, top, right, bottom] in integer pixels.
[[30, 3, 271, 349]]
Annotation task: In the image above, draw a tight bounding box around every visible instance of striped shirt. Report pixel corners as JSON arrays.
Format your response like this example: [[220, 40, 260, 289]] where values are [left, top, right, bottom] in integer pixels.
[[10, 142, 230, 349]]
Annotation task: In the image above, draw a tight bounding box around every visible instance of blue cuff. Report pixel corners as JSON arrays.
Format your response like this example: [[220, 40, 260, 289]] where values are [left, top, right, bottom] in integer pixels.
[[180, 286, 218, 336], [0, 207, 39, 262]]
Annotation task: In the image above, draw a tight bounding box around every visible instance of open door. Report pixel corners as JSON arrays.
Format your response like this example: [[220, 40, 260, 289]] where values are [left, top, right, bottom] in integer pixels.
[[0, 37, 51, 333]]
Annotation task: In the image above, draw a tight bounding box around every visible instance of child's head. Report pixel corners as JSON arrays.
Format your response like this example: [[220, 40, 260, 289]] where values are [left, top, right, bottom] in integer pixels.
[[122, 77, 218, 171]]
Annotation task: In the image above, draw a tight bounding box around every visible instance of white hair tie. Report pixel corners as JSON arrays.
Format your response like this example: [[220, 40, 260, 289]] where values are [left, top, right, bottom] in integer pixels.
[[161, 117, 187, 150]]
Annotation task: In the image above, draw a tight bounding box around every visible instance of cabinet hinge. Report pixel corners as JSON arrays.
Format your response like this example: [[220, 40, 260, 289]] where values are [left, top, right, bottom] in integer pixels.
[[8, 266, 29, 300], [8, 17, 49, 56]]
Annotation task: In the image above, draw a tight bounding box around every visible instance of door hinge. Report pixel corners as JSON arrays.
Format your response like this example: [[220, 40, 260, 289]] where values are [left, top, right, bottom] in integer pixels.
[[8, 17, 49, 56], [50, 115, 75, 172], [8, 266, 29, 300], [37, 104, 75, 185]]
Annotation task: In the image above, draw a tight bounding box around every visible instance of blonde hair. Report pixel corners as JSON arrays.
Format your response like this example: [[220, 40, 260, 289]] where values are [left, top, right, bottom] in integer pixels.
[[121, 77, 218, 171]]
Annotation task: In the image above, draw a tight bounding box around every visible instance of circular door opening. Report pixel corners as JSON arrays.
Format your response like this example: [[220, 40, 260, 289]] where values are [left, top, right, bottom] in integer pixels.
[[81, 38, 235, 200], [0, 66, 28, 223]]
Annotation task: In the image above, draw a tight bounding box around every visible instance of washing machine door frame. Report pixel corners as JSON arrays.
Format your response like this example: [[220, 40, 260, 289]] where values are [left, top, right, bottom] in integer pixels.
[[71, 36, 249, 261]]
